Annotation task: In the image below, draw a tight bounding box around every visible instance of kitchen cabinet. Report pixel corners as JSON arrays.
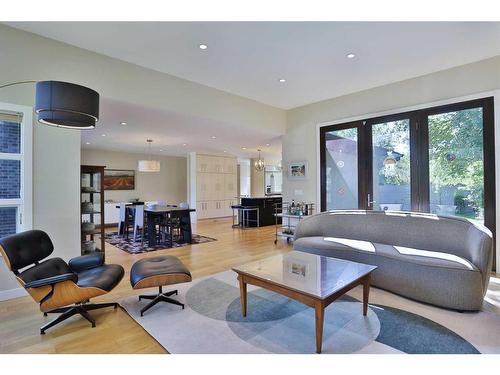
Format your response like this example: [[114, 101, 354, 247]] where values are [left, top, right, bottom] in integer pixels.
[[195, 154, 238, 219], [212, 174, 225, 200], [224, 174, 237, 199], [196, 155, 209, 173], [197, 173, 209, 201], [224, 158, 237, 174]]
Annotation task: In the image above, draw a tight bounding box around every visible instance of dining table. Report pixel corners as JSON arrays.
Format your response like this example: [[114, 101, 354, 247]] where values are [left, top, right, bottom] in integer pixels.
[[116, 204, 195, 247], [144, 206, 196, 247]]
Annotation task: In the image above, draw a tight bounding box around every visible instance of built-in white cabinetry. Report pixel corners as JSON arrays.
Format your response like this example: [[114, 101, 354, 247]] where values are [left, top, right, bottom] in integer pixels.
[[224, 174, 237, 199], [224, 158, 237, 174], [196, 156, 209, 173], [196, 173, 209, 201], [195, 154, 237, 219], [104, 202, 130, 224]]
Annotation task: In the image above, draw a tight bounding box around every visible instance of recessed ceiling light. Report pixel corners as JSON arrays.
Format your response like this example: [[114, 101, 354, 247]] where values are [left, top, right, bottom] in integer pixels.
[[182, 143, 187, 146], [242, 147, 247, 150], [211, 136, 217, 139], [266, 143, 270, 146], [120, 121, 127, 126], [199, 44, 208, 50], [159, 149, 163, 152], [223, 150, 227, 153], [101, 134, 106, 137], [346, 53, 356, 59], [85, 142, 91, 145], [278, 78, 286, 83]]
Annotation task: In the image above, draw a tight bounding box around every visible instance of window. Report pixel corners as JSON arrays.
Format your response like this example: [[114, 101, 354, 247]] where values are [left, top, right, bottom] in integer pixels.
[[320, 97, 495, 266], [0, 102, 32, 239]]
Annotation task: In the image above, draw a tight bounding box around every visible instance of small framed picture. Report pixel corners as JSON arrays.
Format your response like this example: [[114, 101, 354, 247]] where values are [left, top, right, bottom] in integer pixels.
[[288, 161, 308, 179], [291, 262, 307, 277]]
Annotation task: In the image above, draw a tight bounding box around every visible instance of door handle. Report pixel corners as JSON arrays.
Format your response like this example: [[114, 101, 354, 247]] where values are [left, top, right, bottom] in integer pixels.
[[367, 194, 376, 208]]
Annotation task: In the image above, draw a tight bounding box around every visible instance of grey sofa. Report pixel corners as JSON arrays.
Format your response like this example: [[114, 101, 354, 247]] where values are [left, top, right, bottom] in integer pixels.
[[293, 210, 493, 311]]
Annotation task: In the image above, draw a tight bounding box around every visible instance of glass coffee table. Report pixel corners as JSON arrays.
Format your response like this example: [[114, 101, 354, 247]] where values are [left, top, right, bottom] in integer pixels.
[[232, 251, 377, 353]]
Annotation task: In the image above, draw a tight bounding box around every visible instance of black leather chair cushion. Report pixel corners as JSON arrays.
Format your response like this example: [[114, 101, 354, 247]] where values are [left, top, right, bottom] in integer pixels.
[[69, 252, 104, 273], [18, 258, 73, 284], [77, 264, 125, 292], [130, 256, 191, 288], [0, 230, 54, 271]]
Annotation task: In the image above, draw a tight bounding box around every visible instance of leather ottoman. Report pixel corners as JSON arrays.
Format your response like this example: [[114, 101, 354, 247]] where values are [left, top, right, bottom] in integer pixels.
[[130, 255, 192, 316]]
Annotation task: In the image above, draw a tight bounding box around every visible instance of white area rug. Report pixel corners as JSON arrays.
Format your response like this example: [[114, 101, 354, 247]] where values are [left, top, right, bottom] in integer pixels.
[[120, 271, 500, 354]]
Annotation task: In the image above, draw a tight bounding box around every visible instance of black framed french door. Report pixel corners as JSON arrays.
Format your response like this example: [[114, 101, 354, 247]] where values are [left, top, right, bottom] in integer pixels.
[[320, 112, 417, 212], [320, 97, 495, 265]]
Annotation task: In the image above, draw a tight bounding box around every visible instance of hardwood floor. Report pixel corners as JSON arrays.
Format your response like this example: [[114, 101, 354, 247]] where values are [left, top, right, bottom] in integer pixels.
[[0, 218, 291, 354]]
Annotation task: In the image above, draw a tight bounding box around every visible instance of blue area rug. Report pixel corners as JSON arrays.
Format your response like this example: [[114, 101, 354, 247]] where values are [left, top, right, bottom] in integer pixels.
[[120, 271, 497, 353], [185, 278, 478, 354]]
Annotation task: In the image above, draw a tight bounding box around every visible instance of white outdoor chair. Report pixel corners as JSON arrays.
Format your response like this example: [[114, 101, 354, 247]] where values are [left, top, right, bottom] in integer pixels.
[[133, 205, 145, 242]]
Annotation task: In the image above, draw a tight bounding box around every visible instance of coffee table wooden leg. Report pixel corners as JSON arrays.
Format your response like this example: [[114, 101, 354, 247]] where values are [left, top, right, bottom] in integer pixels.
[[315, 302, 324, 354], [363, 274, 371, 316], [238, 275, 247, 317]]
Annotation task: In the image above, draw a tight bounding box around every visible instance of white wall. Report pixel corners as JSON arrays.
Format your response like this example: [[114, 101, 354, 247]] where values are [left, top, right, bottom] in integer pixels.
[[238, 159, 251, 197], [283, 55, 500, 268], [81, 149, 187, 204], [0, 86, 80, 299], [250, 158, 265, 197]]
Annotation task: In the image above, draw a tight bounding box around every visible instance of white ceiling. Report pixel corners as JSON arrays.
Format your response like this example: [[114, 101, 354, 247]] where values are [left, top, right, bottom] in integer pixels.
[[8, 22, 500, 109], [80, 98, 283, 162]]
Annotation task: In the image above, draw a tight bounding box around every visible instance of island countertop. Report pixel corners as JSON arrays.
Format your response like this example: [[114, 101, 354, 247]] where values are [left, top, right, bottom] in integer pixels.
[[240, 196, 282, 227]]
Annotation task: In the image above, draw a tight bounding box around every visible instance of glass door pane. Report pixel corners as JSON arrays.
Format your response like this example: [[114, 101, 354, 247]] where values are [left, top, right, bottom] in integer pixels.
[[428, 107, 484, 223], [324, 127, 359, 209], [371, 119, 411, 211]]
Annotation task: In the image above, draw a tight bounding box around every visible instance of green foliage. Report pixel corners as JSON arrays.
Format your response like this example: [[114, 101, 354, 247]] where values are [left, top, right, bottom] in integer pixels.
[[429, 108, 484, 209], [373, 120, 411, 185], [372, 109, 484, 210]]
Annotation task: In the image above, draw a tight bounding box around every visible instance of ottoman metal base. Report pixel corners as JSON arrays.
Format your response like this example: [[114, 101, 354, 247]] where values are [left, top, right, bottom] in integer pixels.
[[138, 286, 185, 316], [130, 255, 192, 316]]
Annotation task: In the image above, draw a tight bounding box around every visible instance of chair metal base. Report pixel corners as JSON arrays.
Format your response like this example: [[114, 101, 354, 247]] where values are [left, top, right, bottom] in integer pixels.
[[40, 302, 119, 334], [138, 286, 184, 316]]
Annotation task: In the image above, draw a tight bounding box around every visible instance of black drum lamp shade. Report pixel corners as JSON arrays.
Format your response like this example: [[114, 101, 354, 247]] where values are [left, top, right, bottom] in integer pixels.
[[35, 81, 100, 129]]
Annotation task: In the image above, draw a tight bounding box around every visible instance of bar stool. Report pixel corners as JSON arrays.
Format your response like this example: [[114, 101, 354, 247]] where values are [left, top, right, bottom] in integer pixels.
[[240, 206, 259, 229], [231, 204, 243, 228]]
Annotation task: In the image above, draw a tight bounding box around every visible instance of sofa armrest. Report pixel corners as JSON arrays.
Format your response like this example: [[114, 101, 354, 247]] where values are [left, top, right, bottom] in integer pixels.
[[69, 252, 104, 273], [294, 214, 324, 241], [24, 273, 78, 289], [466, 225, 494, 293]]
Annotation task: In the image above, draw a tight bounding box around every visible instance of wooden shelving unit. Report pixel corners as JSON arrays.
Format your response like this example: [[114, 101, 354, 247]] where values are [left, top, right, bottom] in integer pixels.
[[80, 165, 105, 257]]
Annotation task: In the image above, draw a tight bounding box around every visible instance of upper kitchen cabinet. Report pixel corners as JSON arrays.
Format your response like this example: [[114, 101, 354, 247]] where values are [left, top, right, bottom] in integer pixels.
[[224, 157, 237, 174]]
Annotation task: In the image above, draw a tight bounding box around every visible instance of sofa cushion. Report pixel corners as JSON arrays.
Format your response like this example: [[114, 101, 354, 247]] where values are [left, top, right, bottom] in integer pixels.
[[294, 236, 484, 310], [296, 236, 477, 272]]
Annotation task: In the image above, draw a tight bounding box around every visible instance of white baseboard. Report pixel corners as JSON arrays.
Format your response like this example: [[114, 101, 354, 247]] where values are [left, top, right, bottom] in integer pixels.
[[0, 287, 27, 301]]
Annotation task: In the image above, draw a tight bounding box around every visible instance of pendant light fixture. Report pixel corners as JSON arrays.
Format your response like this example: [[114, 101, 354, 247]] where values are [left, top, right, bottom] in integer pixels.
[[254, 149, 265, 171], [138, 139, 161, 172], [1, 80, 100, 129]]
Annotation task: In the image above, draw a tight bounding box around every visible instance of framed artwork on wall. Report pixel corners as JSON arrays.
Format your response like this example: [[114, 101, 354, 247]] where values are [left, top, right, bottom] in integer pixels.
[[103, 169, 135, 190], [288, 161, 308, 179]]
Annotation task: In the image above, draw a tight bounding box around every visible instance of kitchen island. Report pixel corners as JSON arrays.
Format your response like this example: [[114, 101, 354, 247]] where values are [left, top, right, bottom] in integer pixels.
[[240, 196, 282, 227]]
